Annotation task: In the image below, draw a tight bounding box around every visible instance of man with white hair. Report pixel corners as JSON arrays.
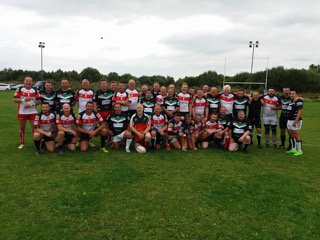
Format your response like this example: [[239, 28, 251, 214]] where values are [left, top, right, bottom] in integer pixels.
[[219, 85, 234, 118], [125, 79, 139, 118], [76, 79, 94, 113]]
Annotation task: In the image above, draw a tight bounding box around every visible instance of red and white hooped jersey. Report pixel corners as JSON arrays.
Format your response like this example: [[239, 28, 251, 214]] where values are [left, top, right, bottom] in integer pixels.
[[56, 112, 76, 130], [34, 112, 55, 132], [192, 97, 208, 116], [167, 119, 183, 134], [125, 88, 139, 110], [155, 94, 166, 105], [177, 92, 191, 112], [112, 92, 130, 112], [219, 93, 234, 115], [76, 111, 104, 131], [14, 86, 40, 115], [76, 89, 94, 113], [194, 121, 204, 133], [205, 120, 222, 130], [262, 95, 279, 117], [151, 113, 167, 129]]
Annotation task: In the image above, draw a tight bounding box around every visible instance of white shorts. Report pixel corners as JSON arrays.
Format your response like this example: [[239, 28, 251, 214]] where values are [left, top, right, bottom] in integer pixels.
[[263, 116, 278, 125], [287, 120, 302, 131], [112, 131, 125, 142]]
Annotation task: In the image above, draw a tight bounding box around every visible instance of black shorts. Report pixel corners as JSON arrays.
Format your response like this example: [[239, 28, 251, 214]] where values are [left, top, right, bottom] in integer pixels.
[[155, 131, 164, 144], [203, 133, 216, 142], [43, 132, 55, 142], [64, 133, 75, 144], [279, 114, 288, 129], [249, 117, 261, 129], [79, 133, 90, 142]]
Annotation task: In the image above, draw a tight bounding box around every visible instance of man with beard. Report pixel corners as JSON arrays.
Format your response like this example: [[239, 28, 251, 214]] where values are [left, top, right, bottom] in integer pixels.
[[248, 91, 263, 148], [55, 78, 76, 114]]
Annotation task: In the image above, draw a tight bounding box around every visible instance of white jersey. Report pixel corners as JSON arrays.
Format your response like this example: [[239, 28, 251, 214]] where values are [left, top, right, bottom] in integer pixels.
[[76, 111, 104, 131], [14, 86, 40, 115], [155, 94, 166, 105], [125, 88, 139, 110], [34, 112, 56, 132], [76, 88, 94, 113], [177, 92, 191, 113], [192, 97, 208, 116], [219, 93, 234, 115], [151, 113, 167, 129], [262, 95, 279, 117]]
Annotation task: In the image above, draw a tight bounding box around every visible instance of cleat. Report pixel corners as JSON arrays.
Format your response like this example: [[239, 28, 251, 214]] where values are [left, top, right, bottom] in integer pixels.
[[18, 144, 25, 149], [279, 145, 285, 149], [58, 148, 64, 154], [273, 144, 278, 148], [125, 147, 130, 153], [293, 151, 303, 156], [182, 147, 187, 151], [257, 144, 263, 149], [165, 145, 171, 151], [100, 147, 108, 153], [89, 142, 96, 148], [243, 148, 248, 153], [35, 150, 41, 156], [287, 149, 297, 154]]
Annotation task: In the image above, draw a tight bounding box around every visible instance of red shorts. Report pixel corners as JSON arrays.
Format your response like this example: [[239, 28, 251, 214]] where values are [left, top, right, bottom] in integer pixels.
[[133, 132, 145, 143], [18, 114, 37, 121], [98, 110, 112, 120]]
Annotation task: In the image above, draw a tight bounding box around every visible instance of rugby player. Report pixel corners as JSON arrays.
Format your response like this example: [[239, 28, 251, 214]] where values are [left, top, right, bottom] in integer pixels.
[[162, 89, 179, 119], [229, 110, 252, 153], [130, 103, 152, 150], [150, 105, 168, 150], [56, 103, 77, 153], [13, 76, 40, 149], [94, 80, 114, 120], [166, 113, 185, 150], [139, 84, 148, 99], [76, 102, 108, 152], [106, 103, 132, 152], [125, 79, 139, 118], [55, 79, 76, 113], [191, 89, 208, 122], [152, 82, 160, 99], [39, 81, 56, 112], [233, 89, 251, 116], [155, 86, 167, 105], [277, 87, 292, 149], [181, 115, 197, 150], [202, 113, 223, 149], [139, 89, 156, 119], [248, 91, 263, 148], [202, 85, 209, 96], [112, 83, 130, 115], [76, 79, 94, 113], [177, 83, 192, 119], [33, 102, 56, 155], [219, 85, 234, 118], [217, 107, 231, 148], [110, 81, 118, 92], [286, 90, 303, 156], [261, 88, 279, 148], [206, 87, 220, 115]]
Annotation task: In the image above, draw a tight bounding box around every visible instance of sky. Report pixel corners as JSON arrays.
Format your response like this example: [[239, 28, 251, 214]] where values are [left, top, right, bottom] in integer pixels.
[[0, 0, 319, 79]]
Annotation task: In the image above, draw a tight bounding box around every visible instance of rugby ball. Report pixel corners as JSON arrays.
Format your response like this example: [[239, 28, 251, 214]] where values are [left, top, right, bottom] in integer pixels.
[[136, 146, 146, 154]]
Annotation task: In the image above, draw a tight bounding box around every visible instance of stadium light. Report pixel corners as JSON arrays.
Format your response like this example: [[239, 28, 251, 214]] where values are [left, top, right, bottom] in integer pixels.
[[249, 40, 259, 88], [38, 42, 45, 81]]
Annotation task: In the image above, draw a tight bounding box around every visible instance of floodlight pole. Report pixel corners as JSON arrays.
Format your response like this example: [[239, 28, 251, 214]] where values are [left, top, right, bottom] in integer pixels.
[[249, 40, 259, 89], [38, 42, 45, 81], [223, 57, 227, 87]]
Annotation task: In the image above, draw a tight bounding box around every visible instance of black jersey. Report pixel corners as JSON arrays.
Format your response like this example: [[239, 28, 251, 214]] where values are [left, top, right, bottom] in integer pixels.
[[230, 118, 252, 139], [233, 96, 249, 116], [55, 89, 76, 113], [106, 112, 130, 135], [217, 114, 231, 130], [248, 97, 262, 119], [287, 99, 303, 121], [139, 97, 156, 117], [94, 90, 114, 111], [162, 96, 179, 112], [278, 95, 291, 117], [206, 93, 220, 114], [166, 118, 183, 135], [39, 90, 56, 110]]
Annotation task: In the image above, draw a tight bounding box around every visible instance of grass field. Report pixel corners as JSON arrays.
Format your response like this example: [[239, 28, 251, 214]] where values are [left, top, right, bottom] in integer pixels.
[[1, 91, 320, 239]]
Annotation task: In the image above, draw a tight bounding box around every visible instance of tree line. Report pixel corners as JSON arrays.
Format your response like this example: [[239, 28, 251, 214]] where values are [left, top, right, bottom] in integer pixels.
[[0, 64, 319, 93]]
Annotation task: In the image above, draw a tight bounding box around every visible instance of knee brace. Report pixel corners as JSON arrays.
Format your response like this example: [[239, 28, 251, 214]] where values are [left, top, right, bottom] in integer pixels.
[[271, 125, 277, 135], [264, 124, 270, 134]]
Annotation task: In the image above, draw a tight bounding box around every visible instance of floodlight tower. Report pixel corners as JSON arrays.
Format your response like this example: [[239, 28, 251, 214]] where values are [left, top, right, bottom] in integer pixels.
[[249, 40, 259, 88], [38, 42, 45, 81]]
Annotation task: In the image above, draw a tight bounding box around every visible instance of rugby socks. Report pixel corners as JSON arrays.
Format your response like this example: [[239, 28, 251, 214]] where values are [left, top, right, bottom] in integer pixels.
[[34, 139, 41, 150], [126, 138, 132, 150], [224, 136, 230, 148], [296, 140, 302, 152], [19, 129, 25, 145], [257, 134, 261, 145], [100, 135, 107, 148], [290, 137, 296, 150], [281, 135, 286, 146], [151, 137, 156, 149], [243, 143, 249, 150]]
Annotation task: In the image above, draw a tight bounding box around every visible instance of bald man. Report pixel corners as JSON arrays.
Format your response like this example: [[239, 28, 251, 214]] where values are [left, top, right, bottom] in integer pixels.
[[76, 79, 94, 113]]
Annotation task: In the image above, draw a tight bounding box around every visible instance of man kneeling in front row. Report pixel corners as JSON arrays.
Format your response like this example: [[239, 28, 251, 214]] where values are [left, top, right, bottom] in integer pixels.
[[229, 110, 252, 153]]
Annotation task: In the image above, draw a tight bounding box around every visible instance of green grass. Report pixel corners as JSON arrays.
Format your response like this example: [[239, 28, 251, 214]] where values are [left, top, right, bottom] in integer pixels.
[[1, 91, 319, 239]]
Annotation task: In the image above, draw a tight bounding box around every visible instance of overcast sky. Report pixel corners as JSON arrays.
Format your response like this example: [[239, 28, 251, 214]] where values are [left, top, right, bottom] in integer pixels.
[[0, 0, 319, 79]]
